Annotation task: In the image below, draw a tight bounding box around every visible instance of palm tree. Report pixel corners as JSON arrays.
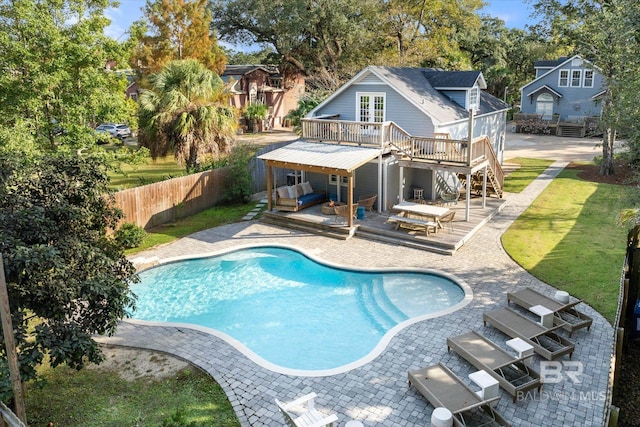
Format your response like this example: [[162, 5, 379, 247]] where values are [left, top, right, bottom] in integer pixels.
[[138, 59, 238, 171]]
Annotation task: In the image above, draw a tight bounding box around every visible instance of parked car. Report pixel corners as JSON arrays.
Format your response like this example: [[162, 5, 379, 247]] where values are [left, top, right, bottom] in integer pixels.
[[95, 123, 131, 139]]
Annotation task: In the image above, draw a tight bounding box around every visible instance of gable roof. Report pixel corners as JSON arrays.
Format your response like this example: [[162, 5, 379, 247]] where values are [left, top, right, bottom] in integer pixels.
[[308, 66, 507, 125], [521, 55, 600, 91]]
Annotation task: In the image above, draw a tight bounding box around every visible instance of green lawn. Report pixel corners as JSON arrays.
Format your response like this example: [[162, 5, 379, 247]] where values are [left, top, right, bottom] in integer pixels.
[[25, 360, 239, 427], [503, 157, 555, 193], [502, 167, 634, 323], [109, 155, 186, 190]]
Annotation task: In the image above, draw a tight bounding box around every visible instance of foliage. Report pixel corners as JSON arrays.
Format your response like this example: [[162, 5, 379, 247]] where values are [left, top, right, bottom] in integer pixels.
[[223, 145, 255, 204], [114, 223, 148, 249], [138, 59, 238, 172], [25, 360, 239, 426], [0, 0, 133, 152], [285, 92, 329, 134], [130, 0, 226, 75], [243, 103, 268, 120], [502, 167, 634, 323], [0, 153, 138, 402]]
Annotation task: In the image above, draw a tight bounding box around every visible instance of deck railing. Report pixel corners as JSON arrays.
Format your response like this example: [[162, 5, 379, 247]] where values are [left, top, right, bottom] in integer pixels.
[[301, 117, 497, 170], [472, 136, 504, 187]]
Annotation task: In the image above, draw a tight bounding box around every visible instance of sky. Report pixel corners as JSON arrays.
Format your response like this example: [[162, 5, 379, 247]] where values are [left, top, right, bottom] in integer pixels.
[[104, 0, 540, 45]]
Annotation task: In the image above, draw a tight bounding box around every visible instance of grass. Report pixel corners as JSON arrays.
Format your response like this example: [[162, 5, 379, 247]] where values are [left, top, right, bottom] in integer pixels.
[[503, 157, 555, 193], [25, 362, 239, 426], [109, 155, 186, 190], [502, 167, 635, 323], [127, 202, 260, 255]]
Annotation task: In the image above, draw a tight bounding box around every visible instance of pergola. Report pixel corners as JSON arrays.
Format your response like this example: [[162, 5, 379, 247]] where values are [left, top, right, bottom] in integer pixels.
[[258, 141, 382, 228]]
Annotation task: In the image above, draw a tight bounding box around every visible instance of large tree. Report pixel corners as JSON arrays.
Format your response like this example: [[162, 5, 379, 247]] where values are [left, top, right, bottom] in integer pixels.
[[531, 0, 640, 175], [130, 0, 226, 75], [0, 153, 137, 404], [138, 59, 238, 171], [0, 0, 134, 151], [210, 0, 381, 89]]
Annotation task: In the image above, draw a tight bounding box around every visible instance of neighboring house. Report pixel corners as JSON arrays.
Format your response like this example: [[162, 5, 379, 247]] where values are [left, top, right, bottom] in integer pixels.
[[221, 65, 305, 129], [259, 66, 509, 226], [517, 55, 606, 137]]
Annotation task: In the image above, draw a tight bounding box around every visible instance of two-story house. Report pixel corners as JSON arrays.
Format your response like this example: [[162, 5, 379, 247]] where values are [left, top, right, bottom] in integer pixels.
[[517, 55, 606, 137], [221, 65, 305, 129]]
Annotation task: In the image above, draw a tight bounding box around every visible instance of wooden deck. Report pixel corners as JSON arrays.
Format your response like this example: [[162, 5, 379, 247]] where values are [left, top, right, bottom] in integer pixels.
[[261, 196, 507, 255]]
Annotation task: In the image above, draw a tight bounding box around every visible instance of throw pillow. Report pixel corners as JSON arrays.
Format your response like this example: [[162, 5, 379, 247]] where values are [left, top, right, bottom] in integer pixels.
[[287, 185, 297, 198], [301, 182, 313, 195], [277, 186, 289, 199]]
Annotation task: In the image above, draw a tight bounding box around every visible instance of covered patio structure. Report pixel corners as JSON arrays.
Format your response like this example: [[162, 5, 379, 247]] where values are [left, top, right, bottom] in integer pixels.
[[258, 141, 383, 228]]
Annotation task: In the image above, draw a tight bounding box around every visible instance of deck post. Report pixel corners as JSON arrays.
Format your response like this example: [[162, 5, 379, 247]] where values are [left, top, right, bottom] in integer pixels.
[[467, 109, 474, 167], [348, 174, 354, 228], [482, 165, 488, 208], [465, 172, 471, 221], [399, 166, 404, 202], [266, 163, 273, 210], [377, 154, 383, 213]]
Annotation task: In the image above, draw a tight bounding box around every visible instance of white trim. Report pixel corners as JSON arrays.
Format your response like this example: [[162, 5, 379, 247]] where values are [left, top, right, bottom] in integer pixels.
[[583, 69, 594, 88], [356, 91, 386, 123], [558, 69, 569, 87], [571, 69, 582, 87], [520, 54, 601, 92]]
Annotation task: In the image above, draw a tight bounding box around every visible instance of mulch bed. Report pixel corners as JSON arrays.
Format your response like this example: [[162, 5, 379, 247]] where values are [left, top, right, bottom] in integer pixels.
[[565, 159, 637, 185], [565, 159, 639, 425]]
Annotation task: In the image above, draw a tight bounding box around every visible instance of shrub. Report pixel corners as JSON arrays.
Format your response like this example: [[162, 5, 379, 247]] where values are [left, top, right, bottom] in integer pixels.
[[243, 103, 268, 120], [224, 145, 255, 204], [114, 222, 147, 249]]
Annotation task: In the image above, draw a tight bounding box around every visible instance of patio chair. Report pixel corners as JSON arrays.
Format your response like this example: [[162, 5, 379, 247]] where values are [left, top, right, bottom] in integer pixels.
[[447, 331, 541, 402], [408, 363, 511, 427], [439, 210, 455, 232], [507, 287, 592, 337], [483, 307, 575, 360], [357, 194, 377, 211], [275, 392, 338, 427], [334, 203, 358, 224]]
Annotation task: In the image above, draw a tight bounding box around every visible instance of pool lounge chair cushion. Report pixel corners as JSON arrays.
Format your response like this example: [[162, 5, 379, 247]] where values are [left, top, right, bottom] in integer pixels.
[[507, 287, 593, 337], [408, 363, 511, 426]]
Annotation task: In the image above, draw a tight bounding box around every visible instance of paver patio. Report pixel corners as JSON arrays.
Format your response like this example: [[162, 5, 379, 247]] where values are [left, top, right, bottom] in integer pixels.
[[98, 133, 614, 426]]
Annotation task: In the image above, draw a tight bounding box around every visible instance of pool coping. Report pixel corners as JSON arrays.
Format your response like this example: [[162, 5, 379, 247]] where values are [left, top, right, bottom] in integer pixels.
[[127, 243, 473, 377]]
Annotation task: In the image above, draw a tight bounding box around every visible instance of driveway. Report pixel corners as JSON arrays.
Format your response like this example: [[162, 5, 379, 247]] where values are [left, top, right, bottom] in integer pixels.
[[505, 125, 603, 162]]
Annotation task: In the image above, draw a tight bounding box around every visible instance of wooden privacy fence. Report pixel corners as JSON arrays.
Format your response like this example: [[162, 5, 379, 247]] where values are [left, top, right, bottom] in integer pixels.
[[250, 140, 299, 192], [113, 168, 229, 229]]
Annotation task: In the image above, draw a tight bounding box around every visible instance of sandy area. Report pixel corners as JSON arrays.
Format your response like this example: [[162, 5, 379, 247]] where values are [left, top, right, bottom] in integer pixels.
[[89, 346, 190, 381]]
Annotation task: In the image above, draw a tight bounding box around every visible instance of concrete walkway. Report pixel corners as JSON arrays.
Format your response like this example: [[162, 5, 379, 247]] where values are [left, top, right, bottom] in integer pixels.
[[98, 131, 613, 426]]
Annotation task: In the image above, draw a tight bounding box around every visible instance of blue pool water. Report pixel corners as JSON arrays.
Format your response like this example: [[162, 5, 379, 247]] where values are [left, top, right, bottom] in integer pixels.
[[131, 246, 466, 373]]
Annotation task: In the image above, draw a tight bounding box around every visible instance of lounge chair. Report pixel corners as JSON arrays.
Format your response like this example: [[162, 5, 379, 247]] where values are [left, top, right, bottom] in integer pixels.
[[408, 363, 511, 427], [447, 331, 542, 402], [507, 287, 593, 337], [483, 307, 575, 360], [275, 392, 338, 427], [357, 194, 377, 211]]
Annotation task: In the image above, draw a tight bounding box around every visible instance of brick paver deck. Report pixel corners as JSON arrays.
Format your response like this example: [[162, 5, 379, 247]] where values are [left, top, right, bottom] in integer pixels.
[[97, 160, 613, 426]]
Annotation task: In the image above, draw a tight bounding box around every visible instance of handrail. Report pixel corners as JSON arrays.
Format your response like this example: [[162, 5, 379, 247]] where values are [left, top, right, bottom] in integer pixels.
[[301, 118, 387, 148], [472, 136, 504, 187]]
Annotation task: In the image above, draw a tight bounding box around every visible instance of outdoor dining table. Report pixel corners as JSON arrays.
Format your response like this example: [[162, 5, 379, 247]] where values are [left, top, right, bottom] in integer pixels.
[[392, 201, 451, 230]]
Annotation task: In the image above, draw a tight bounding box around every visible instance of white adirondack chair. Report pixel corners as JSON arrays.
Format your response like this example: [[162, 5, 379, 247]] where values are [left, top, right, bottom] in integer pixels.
[[275, 392, 338, 427]]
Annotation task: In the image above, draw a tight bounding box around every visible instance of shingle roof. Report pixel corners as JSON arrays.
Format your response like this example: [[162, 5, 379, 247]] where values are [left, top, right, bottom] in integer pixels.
[[422, 69, 482, 89]]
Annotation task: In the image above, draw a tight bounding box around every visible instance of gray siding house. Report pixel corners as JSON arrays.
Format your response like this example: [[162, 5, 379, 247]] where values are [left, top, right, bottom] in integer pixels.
[[259, 66, 509, 227], [517, 55, 605, 136]]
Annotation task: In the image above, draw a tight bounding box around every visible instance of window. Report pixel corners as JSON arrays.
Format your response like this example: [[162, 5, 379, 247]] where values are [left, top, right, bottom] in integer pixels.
[[329, 174, 351, 185], [583, 70, 594, 88], [559, 70, 569, 87], [571, 70, 582, 87], [535, 93, 554, 120], [357, 92, 385, 123], [468, 87, 479, 112]]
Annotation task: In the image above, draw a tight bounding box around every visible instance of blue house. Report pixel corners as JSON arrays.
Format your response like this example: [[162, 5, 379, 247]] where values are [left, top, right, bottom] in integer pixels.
[[259, 66, 509, 227], [517, 55, 605, 137]]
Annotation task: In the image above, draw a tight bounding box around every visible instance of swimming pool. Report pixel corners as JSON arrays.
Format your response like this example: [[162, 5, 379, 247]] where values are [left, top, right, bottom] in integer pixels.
[[130, 246, 472, 376]]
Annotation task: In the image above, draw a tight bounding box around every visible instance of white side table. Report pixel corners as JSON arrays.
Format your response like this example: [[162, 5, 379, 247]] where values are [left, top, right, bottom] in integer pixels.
[[430, 407, 453, 427], [468, 370, 500, 407], [506, 337, 535, 366], [529, 304, 554, 328]]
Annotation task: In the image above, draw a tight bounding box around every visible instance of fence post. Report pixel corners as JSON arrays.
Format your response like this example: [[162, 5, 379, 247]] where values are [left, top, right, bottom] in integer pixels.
[[0, 254, 27, 424]]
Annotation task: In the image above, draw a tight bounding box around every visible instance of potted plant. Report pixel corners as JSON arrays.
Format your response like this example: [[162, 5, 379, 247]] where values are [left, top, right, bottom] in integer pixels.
[[244, 103, 268, 133]]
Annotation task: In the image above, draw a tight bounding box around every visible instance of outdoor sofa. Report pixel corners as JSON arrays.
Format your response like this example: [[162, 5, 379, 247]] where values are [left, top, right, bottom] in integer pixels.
[[275, 181, 326, 212]]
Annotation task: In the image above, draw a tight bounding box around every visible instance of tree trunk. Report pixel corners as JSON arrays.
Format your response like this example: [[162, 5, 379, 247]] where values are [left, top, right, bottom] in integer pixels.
[[600, 127, 615, 175]]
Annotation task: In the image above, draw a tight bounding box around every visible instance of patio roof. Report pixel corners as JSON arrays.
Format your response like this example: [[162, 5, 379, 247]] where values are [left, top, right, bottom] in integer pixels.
[[258, 141, 381, 176]]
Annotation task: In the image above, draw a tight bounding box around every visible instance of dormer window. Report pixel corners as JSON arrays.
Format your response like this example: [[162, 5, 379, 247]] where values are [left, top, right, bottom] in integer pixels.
[[468, 87, 479, 112]]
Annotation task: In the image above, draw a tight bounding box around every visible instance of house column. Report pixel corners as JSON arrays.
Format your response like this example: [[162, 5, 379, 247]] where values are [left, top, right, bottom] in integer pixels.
[[465, 173, 471, 221], [377, 154, 383, 213], [348, 174, 354, 228], [399, 166, 405, 202], [482, 165, 488, 208]]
